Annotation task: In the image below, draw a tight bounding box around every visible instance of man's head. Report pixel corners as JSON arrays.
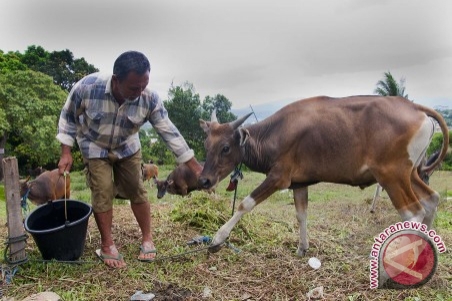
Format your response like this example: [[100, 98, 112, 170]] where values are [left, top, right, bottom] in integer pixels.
[[113, 51, 151, 80], [112, 51, 151, 102]]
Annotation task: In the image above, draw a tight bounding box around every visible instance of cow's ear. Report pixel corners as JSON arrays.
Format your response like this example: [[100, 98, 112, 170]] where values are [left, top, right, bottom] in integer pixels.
[[239, 128, 250, 146], [167, 179, 174, 185], [199, 119, 211, 134]]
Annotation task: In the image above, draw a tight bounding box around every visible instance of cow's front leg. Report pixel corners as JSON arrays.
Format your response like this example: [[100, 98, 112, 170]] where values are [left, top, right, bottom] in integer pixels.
[[209, 195, 256, 253], [294, 187, 309, 256]]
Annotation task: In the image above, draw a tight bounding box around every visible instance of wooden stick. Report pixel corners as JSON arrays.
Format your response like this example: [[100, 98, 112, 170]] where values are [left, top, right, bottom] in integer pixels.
[[3, 157, 27, 264]]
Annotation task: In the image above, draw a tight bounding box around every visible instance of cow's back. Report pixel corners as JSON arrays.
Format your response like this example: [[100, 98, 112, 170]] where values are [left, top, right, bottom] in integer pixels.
[[245, 96, 430, 186]]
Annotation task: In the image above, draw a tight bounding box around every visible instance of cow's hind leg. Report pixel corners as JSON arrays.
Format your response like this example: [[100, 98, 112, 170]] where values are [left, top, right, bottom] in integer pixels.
[[293, 187, 309, 256], [411, 169, 439, 229], [381, 173, 426, 224]]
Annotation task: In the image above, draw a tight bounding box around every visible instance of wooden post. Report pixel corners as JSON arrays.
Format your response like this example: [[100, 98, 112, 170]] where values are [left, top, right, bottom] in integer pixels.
[[2, 157, 27, 264]]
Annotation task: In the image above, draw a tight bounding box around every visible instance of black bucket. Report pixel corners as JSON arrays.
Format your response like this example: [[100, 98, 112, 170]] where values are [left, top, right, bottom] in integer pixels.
[[24, 199, 92, 261]]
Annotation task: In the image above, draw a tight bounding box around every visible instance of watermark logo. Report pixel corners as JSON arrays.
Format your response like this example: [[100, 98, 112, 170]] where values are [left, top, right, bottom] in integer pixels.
[[369, 221, 446, 289]]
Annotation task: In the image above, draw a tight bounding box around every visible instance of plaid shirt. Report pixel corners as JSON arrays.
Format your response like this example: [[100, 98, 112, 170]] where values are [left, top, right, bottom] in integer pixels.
[[56, 73, 194, 163]]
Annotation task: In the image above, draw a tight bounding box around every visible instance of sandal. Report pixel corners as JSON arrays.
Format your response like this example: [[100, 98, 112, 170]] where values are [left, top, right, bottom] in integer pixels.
[[95, 249, 126, 268], [138, 245, 157, 262]]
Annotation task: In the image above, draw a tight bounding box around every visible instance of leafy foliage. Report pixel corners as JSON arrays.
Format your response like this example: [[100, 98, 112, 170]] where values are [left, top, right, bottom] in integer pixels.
[[164, 82, 203, 156], [0, 70, 68, 172], [428, 131, 452, 170], [374, 71, 409, 98], [13, 45, 98, 92], [0, 46, 99, 178], [201, 94, 237, 123], [0, 50, 28, 73], [159, 82, 237, 161]]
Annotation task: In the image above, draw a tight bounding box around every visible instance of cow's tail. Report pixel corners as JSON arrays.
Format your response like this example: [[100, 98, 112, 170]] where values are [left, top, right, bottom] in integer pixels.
[[418, 105, 450, 175]]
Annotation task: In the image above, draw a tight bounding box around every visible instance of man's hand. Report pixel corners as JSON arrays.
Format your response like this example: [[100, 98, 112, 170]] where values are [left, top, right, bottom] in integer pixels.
[[58, 144, 73, 175]]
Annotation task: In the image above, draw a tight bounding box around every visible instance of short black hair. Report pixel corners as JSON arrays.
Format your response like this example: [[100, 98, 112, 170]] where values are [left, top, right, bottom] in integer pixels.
[[113, 51, 151, 81]]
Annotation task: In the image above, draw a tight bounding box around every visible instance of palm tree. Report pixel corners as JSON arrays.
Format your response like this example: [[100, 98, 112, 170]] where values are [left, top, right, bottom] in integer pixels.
[[374, 71, 409, 98]]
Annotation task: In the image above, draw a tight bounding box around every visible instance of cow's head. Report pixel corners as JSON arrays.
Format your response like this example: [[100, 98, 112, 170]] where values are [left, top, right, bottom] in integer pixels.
[[198, 110, 252, 189], [19, 176, 31, 198], [154, 178, 173, 199]]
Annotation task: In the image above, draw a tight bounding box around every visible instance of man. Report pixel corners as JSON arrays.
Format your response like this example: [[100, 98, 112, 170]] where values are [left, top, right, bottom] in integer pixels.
[[56, 51, 203, 268]]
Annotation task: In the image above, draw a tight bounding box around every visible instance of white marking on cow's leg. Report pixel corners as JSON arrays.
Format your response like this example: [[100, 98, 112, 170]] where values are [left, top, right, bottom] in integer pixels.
[[410, 169, 439, 229], [420, 192, 440, 229], [210, 196, 256, 250], [398, 204, 425, 224], [294, 188, 308, 256]]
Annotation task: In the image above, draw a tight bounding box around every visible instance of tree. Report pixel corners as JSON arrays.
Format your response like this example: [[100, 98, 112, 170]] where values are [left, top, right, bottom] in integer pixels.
[[0, 69, 68, 179], [164, 82, 205, 158], [17, 45, 98, 92], [0, 50, 28, 73], [202, 94, 237, 123], [374, 71, 409, 98]]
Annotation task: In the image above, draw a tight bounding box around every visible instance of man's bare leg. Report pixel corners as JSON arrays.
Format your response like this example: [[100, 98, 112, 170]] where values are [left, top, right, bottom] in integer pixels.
[[94, 210, 126, 268], [131, 202, 156, 260]]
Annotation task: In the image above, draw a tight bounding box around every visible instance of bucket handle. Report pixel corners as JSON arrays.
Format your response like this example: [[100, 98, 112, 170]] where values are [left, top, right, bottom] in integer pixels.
[[63, 171, 69, 225]]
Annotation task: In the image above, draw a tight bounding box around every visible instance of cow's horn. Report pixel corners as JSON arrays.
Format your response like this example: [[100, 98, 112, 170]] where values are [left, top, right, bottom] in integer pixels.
[[210, 109, 218, 123], [229, 112, 253, 129]]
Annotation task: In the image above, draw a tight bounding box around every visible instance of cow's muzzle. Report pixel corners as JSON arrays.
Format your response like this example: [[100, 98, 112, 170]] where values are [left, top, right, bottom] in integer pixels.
[[198, 177, 212, 190]]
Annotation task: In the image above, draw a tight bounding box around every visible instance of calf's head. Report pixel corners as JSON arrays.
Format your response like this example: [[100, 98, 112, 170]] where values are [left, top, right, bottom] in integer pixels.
[[154, 178, 173, 199], [198, 111, 252, 189], [19, 176, 32, 198]]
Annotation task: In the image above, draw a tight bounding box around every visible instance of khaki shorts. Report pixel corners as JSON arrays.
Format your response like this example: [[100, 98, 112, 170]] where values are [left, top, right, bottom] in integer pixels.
[[84, 150, 148, 213]]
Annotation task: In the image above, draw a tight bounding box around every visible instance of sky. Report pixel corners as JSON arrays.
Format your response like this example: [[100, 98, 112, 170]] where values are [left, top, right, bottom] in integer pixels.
[[1, 0, 451, 110]]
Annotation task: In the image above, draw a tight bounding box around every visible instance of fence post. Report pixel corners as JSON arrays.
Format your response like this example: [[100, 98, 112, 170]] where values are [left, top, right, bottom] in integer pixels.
[[2, 157, 27, 264]]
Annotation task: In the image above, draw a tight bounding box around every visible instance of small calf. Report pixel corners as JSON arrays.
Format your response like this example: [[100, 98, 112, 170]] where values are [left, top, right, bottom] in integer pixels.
[[141, 163, 159, 186], [155, 163, 212, 198], [20, 169, 70, 206]]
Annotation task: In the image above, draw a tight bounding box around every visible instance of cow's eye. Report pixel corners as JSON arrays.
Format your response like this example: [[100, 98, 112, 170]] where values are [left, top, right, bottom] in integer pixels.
[[222, 146, 230, 154]]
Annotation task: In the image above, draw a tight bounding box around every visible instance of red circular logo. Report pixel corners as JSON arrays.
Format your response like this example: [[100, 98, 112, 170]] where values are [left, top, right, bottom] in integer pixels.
[[381, 231, 437, 288]]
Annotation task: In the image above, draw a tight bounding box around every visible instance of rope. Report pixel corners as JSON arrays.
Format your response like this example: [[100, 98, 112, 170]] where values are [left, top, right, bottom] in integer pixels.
[[26, 243, 224, 265], [3, 234, 28, 265], [21, 189, 30, 217], [230, 163, 243, 216], [63, 171, 68, 222], [28, 258, 99, 264], [1, 264, 18, 286]]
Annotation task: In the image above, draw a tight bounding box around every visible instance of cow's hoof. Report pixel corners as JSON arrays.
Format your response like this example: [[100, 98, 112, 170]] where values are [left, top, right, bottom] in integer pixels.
[[297, 248, 308, 257], [208, 243, 223, 253]]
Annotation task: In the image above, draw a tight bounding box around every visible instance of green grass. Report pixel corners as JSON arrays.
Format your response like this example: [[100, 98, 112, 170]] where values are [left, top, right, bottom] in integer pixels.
[[0, 170, 451, 300]]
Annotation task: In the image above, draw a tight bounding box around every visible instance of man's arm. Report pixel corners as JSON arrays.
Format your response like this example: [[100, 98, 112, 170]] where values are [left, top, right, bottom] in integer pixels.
[[184, 157, 203, 178]]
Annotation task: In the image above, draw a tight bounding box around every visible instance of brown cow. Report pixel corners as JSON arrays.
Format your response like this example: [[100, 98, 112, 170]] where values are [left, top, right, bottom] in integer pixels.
[[198, 96, 449, 256], [141, 163, 159, 187], [20, 169, 71, 206], [154, 163, 213, 198]]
